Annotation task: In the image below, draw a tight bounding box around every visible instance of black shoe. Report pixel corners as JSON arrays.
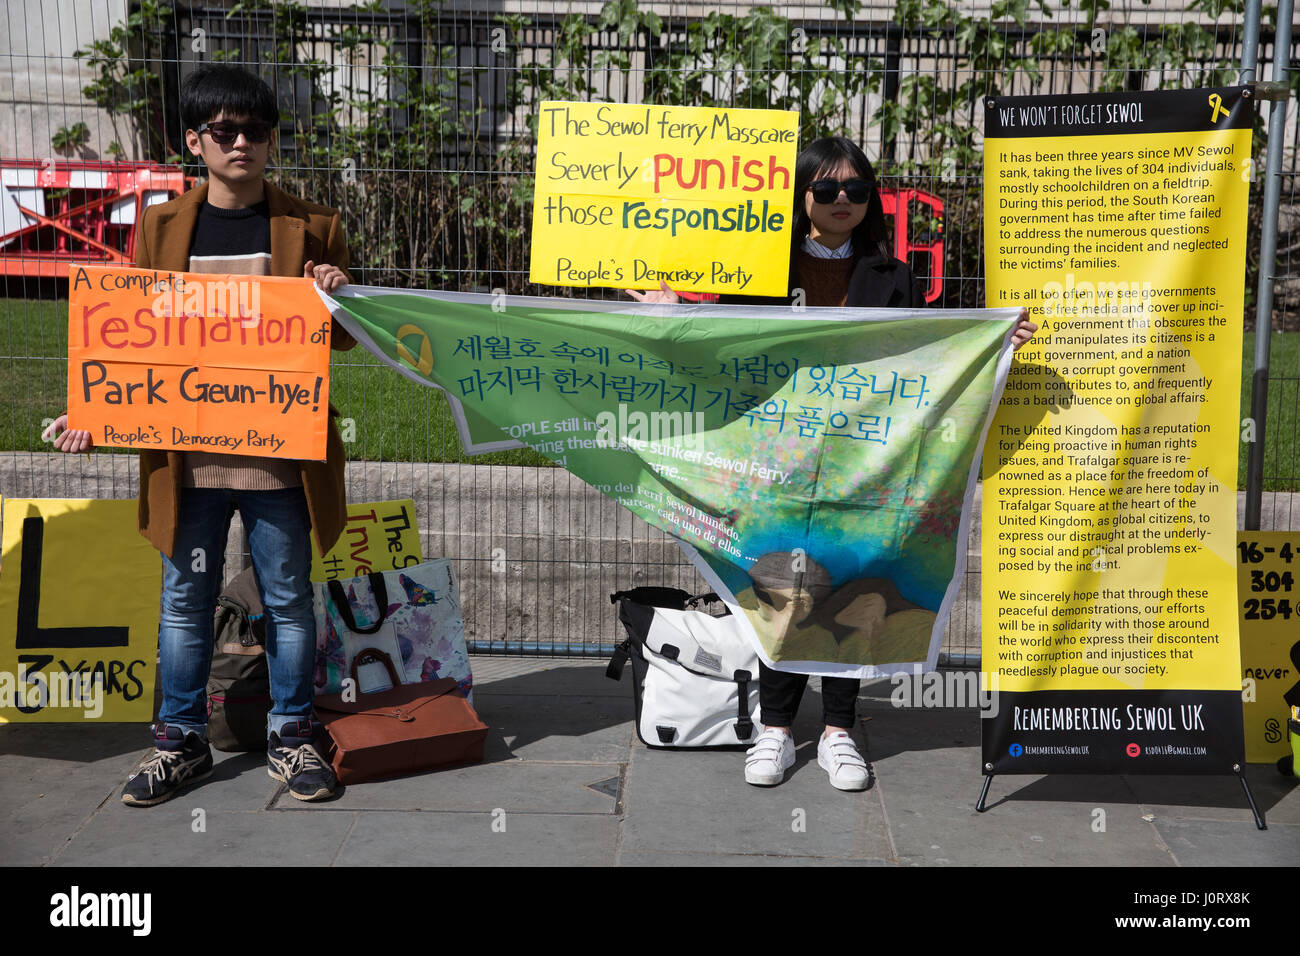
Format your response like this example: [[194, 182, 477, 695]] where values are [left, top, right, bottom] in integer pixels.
[[268, 719, 337, 801], [121, 724, 214, 807]]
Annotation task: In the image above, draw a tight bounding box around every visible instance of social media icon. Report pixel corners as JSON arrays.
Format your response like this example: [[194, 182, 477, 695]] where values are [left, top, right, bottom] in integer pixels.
[[1125, 742, 1141, 757], [1009, 743, 1023, 757]]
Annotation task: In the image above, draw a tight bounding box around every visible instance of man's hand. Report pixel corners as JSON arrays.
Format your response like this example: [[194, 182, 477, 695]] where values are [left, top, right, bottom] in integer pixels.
[[42, 414, 93, 453], [305, 259, 348, 293], [1011, 307, 1039, 350], [624, 280, 679, 304]]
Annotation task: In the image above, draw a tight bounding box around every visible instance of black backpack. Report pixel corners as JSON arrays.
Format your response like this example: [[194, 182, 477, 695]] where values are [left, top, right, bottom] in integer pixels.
[[205, 567, 271, 752]]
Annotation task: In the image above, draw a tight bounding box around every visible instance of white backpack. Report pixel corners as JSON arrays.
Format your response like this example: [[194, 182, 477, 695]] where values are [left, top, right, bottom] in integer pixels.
[[609, 588, 762, 749]]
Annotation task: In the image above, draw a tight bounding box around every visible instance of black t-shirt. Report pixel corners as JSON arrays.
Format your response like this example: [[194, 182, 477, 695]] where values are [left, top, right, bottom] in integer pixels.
[[187, 199, 272, 275]]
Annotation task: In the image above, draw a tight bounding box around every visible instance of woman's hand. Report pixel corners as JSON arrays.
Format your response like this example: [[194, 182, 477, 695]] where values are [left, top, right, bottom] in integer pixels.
[[42, 414, 93, 453], [1011, 307, 1038, 350], [306, 259, 348, 293], [624, 280, 679, 304]]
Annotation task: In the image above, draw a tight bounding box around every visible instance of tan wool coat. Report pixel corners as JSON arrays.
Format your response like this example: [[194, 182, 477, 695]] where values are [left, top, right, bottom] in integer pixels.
[[131, 179, 355, 558]]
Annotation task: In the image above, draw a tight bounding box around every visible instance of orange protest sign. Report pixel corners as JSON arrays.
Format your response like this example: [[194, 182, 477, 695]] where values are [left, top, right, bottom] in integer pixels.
[[66, 266, 332, 460]]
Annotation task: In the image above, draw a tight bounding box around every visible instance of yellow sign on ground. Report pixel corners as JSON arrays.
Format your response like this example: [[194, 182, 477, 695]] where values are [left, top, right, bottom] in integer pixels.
[[0, 498, 160, 723], [1237, 531, 1300, 763], [529, 101, 798, 297], [310, 499, 422, 582]]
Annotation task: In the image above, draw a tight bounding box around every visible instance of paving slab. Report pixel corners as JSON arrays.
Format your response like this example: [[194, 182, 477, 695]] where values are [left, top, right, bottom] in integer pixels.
[[273, 760, 623, 813], [196, 749, 289, 806], [0, 723, 151, 865], [856, 700, 984, 762], [619, 851, 889, 866], [619, 739, 893, 862], [335, 810, 619, 866], [477, 694, 633, 764], [884, 765, 1178, 866], [32, 748, 295, 868], [6, 649, 1294, 866], [1150, 818, 1300, 867], [53, 808, 358, 866], [1122, 769, 1300, 826], [864, 705, 1177, 866], [470, 659, 636, 762]]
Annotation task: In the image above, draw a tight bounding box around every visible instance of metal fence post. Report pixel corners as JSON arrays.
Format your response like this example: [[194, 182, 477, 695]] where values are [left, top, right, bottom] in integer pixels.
[[882, 23, 901, 167], [1238, 0, 1261, 85], [1243, 0, 1294, 530]]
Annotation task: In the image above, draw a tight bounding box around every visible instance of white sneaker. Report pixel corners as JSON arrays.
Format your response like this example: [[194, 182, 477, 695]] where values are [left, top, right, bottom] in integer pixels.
[[745, 728, 796, 786], [817, 731, 870, 791]]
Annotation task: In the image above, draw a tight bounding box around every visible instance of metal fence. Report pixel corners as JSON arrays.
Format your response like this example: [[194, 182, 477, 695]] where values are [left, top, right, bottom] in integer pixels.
[[1, 0, 1296, 661]]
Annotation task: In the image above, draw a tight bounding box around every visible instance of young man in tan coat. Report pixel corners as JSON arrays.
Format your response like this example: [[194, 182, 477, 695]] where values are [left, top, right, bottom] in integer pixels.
[[49, 65, 356, 805]]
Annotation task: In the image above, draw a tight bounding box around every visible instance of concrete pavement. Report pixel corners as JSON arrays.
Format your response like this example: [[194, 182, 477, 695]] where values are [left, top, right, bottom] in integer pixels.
[[2, 657, 1296, 867]]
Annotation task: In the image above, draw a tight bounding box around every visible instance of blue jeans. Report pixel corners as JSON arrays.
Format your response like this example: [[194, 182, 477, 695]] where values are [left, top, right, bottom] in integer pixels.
[[156, 487, 316, 739]]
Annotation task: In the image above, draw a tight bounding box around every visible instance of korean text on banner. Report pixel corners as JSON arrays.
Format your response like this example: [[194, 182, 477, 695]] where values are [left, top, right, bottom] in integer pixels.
[[0, 498, 160, 723], [67, 266, 333, 460], [323, 286, 1018, 679], [529, 102, 798, 297], [980, 87, 1251, 774]]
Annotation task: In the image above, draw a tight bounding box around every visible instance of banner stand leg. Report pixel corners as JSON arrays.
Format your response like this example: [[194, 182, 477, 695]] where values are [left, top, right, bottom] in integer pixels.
[[975, 767, 1265, 828], [1234, 765, 1267, 830]]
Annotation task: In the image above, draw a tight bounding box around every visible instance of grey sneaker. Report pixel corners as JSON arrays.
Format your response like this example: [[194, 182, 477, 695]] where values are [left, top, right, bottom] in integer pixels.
[[121, 724, 214, 807], [267, 719, 337, 801]]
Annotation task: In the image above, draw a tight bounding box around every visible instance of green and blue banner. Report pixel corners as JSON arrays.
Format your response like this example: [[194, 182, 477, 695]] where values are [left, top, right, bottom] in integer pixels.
[[323, 286, 1018, 678]]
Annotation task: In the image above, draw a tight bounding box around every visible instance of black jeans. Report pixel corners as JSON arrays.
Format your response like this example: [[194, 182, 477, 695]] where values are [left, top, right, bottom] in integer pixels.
[[759, 661, 859, 729]]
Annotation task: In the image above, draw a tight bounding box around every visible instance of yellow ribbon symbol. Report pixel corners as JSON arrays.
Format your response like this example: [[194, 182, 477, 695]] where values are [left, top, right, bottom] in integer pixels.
[[1208, 93, 1230, 123], [395, 324, 434, 376]]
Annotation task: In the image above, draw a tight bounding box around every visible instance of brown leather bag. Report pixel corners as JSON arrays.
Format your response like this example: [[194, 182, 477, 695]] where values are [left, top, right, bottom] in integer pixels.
[[313, 649, 488, 785]]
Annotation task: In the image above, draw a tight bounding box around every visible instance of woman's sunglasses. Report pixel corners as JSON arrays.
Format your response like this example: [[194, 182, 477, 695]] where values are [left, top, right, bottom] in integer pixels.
[[807, 178, 873, 204], [196, 121, 273, 146]]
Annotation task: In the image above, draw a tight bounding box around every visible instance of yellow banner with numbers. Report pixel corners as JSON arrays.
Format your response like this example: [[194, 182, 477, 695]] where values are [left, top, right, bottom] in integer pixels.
[[1237, 532, 1300, 763]]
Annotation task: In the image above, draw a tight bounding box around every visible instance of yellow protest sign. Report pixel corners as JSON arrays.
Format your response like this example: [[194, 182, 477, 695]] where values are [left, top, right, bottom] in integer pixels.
[[980, 88, 1251, 774], [310, 499, 423, 582], [1237, 532, 1300, 763], [0, 498, 159, 723], [529, 101, 798, 297]]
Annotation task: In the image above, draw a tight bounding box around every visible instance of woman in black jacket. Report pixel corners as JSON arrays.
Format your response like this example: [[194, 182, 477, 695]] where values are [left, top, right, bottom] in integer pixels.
[[628, 136, 1035, 790], [716, 136, 925, 311]]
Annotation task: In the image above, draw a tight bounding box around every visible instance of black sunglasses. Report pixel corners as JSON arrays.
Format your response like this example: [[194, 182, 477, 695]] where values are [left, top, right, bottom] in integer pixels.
[[196, 120, 273, 146], [807, 178, 873, 204]]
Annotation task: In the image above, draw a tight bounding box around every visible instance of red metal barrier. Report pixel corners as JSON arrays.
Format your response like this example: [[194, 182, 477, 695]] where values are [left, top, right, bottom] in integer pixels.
[[0, 159, 191, 280], [679, 185, 946, 304]]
